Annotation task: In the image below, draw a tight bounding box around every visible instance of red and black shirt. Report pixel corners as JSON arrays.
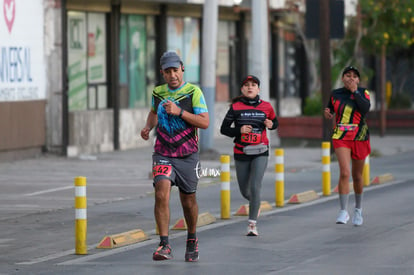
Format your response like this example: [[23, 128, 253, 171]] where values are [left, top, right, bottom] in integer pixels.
[[220, 96, 278, 160], [327, 87, 371, 141]]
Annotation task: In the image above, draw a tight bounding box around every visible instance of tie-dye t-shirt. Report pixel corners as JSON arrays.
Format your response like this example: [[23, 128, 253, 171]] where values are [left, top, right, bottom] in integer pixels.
[[151, 82, 208, 157]]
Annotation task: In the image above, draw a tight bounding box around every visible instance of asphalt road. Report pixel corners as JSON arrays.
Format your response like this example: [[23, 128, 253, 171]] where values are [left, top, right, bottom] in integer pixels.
[[13, 179, 414, 275], [1, 151, 413, 275]]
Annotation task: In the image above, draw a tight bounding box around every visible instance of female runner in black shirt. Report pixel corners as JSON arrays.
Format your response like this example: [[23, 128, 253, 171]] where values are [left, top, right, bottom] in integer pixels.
[[221, 75, 278, 236]]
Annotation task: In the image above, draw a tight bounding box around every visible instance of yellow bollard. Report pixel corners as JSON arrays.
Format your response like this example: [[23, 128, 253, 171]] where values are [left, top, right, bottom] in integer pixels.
[[220, 155, 231, 219], [321, 142, 331, 196], [386, 81, 392, 108], [75, 176, 87, 255], [363, 155, 370, 186], [275, 149, 284, 207]]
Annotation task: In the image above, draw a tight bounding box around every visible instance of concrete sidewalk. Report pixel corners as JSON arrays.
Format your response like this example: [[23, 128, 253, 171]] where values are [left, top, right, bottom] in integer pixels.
[[0, 133, 413, 221]]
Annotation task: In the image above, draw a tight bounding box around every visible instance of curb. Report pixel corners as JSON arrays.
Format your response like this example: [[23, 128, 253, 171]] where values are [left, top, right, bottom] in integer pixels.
[[171, 212, 216, 230], [371, 173, 394, 184], [332, 182, 354, 193], [234, 201, 273, 216], [96, 229, 148, 249], [288, 190, 319, 204]]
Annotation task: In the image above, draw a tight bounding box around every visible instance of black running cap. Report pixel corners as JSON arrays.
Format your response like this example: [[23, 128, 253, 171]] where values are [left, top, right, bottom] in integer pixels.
[[241, 75, 260, 87], [342, 66, 360, 77]]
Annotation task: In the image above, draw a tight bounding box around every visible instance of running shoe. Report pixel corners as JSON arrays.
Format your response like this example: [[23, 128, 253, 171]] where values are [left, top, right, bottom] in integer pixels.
[[153, 242, 173, 261], [352, 208, 363, 226], [336, 210, 350, 224], [246, 222, 258, 236], [185, 238, 199, 262]]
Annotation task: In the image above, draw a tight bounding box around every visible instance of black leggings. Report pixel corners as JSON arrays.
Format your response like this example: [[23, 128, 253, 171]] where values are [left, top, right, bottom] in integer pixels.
[[235, 156, 268, 220]]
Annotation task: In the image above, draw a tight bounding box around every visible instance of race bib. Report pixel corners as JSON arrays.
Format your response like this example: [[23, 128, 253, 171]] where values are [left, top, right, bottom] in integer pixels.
[[241, 132, 262, 144], [337, 124, 358, 132], [152, 164, 172, 178]]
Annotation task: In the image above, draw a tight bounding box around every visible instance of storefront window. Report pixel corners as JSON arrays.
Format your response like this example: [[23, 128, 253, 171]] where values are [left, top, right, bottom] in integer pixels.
[[67, 11, 107, 111], [119, 14, 155, 108], [216, 20, 236, 102], [167, 17, 200, 86]]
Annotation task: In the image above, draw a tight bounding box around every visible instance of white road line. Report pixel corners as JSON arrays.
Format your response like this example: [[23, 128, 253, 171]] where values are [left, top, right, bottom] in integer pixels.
[[17, 179, 407, 266], [17, 249, 77, 265], [23, 186, 74, 197], [19, 183, 150, 198], [0, 204, 41, 208]]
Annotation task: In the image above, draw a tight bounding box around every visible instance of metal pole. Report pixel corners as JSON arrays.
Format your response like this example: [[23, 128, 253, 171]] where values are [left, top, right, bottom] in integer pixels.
[[251, 0, 269, 101], [320, 0, 332, 141], [236, 12, 247, 92], [200, 0, 218, 152], [380, 45, 386, 136], [155, 4, 167, 86], [61, 0, 68, 156], [251, 0, 272, 146], [111, 2, 121, 150]]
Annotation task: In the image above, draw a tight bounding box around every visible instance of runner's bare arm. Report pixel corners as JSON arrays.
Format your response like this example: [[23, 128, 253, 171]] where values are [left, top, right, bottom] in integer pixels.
[[140, 111, 158, 140], [163, 100, 209, 129], [181, 111, 209, 129]]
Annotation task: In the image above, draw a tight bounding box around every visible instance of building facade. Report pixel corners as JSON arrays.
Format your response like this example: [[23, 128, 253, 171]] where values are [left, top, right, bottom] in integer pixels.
[[0, 0, 305, 159]]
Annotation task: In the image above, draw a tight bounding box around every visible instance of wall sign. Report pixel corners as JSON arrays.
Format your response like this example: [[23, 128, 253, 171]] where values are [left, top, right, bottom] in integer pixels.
[[0, 0, 45, 101]]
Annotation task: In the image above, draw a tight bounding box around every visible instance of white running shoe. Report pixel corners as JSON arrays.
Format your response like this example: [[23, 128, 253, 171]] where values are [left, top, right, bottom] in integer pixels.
[[336, 210, 349, 224], [352, 208, 363, 226], [247, 222, 258, 236]]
